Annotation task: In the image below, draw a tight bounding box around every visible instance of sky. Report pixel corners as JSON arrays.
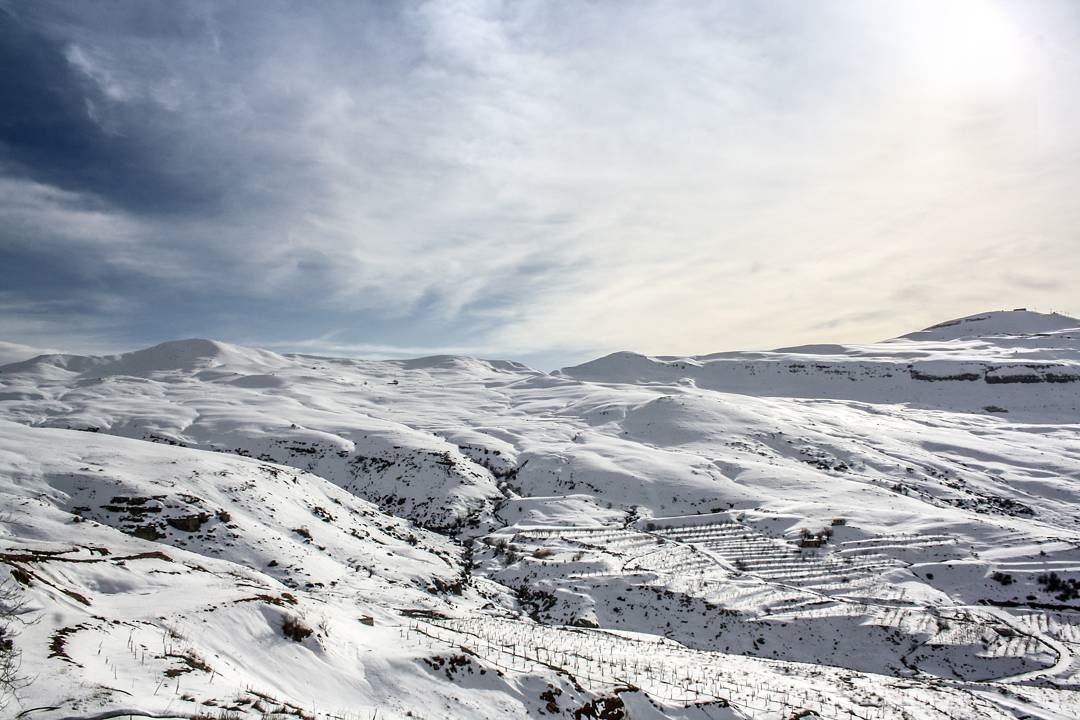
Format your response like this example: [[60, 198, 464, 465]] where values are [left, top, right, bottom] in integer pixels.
[[1, 0, 1079, 369]]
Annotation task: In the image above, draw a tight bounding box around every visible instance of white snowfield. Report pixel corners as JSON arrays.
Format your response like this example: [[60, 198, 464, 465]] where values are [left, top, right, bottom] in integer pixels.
[[1, 309, 1079, 719]]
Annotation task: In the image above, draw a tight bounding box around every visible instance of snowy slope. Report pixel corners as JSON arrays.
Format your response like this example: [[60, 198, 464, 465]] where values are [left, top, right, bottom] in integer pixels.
[[0, 341, 508, 531], [561, 310, 1080, 418], [0, 420, 655, 720], [1, 310, 1080, 719], [901, 309, 1079, 341]]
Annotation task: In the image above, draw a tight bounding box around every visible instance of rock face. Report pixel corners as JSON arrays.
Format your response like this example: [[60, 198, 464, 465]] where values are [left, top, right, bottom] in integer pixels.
[[2, 310, 1080, 719]]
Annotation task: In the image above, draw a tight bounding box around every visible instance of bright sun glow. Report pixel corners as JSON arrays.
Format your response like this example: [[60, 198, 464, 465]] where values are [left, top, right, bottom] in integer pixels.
[[908, 0, 1029, 97]]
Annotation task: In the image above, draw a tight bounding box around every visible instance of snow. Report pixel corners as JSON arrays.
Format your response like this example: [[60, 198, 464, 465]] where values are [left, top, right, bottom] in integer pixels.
[[1, 310, 1080, 719], [0, 341, 59, 366], [902, 310, 1079, 341], [560, 310, 1080, 420]]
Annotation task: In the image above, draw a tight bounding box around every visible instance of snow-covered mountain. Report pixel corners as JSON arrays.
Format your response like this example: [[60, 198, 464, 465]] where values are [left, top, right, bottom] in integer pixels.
[[562, 310, 1080, 418], [2, 309, 1079, 719]]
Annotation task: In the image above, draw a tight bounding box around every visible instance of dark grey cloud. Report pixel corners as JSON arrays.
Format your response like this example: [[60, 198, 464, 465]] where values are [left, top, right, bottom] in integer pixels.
[[0, 4, 223, 214]]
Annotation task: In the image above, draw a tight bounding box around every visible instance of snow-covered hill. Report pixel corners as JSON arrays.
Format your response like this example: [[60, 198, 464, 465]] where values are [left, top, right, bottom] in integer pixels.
[[2, 309, 1079, 719], [561, 310, 1080, 418]]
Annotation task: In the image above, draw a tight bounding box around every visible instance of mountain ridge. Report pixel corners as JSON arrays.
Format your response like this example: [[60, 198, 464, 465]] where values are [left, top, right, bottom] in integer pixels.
[[6, 309, 1076, 378]]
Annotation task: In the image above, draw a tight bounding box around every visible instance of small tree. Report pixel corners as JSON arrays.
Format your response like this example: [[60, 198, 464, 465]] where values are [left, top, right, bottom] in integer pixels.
[[0, 574, 28, 711]]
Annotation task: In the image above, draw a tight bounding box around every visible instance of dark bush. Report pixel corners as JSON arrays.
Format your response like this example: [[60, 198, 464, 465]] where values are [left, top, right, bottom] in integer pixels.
[[1038, 572, 1080, 601], [282, 614, 313, 642]]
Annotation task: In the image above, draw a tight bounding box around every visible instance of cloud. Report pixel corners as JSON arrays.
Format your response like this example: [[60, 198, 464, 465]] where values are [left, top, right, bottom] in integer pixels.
[[1, 0, 1079, 365], [0, 340, 59, 365], [0, 6, 223, 214], [0, 290, 132, 356]]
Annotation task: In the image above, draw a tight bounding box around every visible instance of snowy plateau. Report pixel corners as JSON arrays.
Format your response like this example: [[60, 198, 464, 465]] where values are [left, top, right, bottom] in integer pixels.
[[2, 309, 1080, 720]]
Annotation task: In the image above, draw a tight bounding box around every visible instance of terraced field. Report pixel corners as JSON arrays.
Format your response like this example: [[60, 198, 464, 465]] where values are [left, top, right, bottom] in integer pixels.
[[410, 615, 1039, 719]]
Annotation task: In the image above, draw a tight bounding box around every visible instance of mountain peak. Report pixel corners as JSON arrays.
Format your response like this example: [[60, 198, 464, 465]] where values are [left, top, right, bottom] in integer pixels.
[[0, 337, 287, 377], [130, 337, 233, 360], [901, 309, 1079, 342]]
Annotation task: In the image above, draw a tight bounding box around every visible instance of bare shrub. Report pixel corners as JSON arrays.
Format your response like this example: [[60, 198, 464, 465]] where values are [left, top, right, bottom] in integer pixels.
[[281, 614, 313, 642], [0, 574, 29, 711]]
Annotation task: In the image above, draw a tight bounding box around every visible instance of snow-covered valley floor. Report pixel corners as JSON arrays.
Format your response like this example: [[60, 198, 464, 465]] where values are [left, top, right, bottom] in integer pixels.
[[2, 309, 1080, 719]]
